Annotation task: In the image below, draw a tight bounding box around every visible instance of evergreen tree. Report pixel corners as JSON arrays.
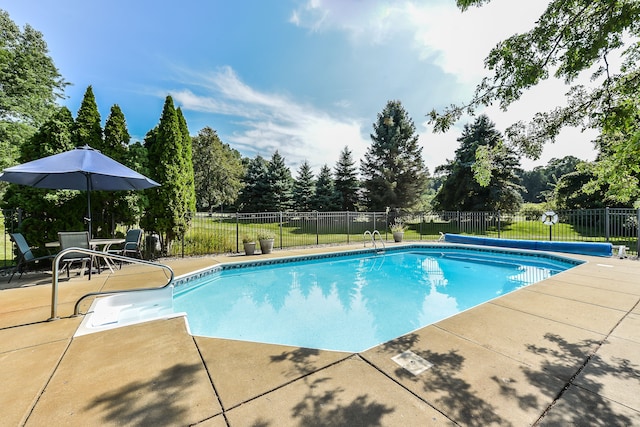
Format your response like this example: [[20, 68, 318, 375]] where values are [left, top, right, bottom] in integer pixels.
[[237, 156, 270, 212], [73, 86, 103, 148], [333, 146, 360, 210], [141, 96, 194, 252], [103, 105, 129, 163], [100, 105, 144, 231], [293, 161, 315, 211], [433, 115, 523, 212], [312, 164, 339, 211], [176, 107, 196, 213], [192, 127, 245, 211], [361, 100, 429, 211], [265, 151, 294, 211]]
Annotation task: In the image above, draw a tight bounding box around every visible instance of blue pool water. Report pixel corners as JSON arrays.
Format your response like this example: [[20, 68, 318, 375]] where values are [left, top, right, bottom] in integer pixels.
[[173, 247, 580, 352]]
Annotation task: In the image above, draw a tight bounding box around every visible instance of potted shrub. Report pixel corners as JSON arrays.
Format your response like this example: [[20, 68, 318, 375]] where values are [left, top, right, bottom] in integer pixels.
[[390, 221, 407, 242], [242, 234, 256, 255], [257, 230, 275, 254]]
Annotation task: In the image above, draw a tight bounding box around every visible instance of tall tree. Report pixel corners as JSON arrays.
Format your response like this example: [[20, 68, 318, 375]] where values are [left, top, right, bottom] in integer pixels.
[[333, 146, 360, 210], [0, 9, 68, 193], [361, 100, 429, 211], [312, 164, 339, 211], [73, 86, 103, 148], [141, 96, 194, 252], [293, 161, 315, 211], [265, 151, 294, 212], [237, 156, 270, 212], [176, 107, 196, 213], [433, 115, 523, 212], [191, 127, 245, 212], [73, 86, 109, 235], [99, 104, 145, 232], [430, 1, 640, 203]]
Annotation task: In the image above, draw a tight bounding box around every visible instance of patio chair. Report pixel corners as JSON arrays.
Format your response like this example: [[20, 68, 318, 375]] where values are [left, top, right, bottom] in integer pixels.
[[8, 233, 55, 283], [58, 231, 99, 280], [108, 229, 143, 267]]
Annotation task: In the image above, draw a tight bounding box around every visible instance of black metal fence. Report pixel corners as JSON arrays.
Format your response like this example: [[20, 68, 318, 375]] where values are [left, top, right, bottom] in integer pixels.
[[168, 208, 640, 257], [3, 208, 639, 268]]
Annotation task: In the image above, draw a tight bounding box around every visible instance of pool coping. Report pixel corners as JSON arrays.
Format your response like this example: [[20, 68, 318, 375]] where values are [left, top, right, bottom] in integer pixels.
[[1, 242, 639, 425]]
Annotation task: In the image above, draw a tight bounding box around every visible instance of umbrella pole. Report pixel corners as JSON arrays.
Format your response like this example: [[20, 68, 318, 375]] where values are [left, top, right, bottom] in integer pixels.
[[86, 174, 92, 239]]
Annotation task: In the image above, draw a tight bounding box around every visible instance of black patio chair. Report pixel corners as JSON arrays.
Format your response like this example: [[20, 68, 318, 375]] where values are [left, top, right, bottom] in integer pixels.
[[58, 231, 99, 280], [8, 233, 55, 283]]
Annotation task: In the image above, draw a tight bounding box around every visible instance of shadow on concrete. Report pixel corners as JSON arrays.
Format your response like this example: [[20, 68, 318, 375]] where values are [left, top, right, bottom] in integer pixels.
[[270, 347, 322, 378], [381, 333, 514, 426], [525, 333, 639, 426], [267, 349, 395, 426], [289, 376, 394, 427], [84, 363, 202, 425]]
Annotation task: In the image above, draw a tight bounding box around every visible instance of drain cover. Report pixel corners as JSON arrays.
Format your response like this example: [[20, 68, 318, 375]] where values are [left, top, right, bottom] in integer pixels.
[[391, 350, 433, 375]]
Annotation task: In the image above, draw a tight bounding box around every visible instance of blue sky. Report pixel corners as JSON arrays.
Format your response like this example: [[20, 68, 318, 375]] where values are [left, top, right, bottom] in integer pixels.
[[4, 0, 597, 174]]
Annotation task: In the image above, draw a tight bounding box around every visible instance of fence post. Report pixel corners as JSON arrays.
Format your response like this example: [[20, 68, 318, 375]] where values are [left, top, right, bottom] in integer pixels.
[[279, 212, 283, 249], [637, 208, 640, 255], [316, 211, 320, 245], [497, 210, 501, 238], [457, 211, 461, 233], [346, 211, 350, 244], [236, 213, 239, 253], [605, 207, 610, 242]]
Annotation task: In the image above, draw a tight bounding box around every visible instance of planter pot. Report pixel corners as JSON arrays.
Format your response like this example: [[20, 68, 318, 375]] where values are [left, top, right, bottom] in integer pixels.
[[259, 238, 274, 254], [243, 242, 256, 255], [392, 231, 404, 243]]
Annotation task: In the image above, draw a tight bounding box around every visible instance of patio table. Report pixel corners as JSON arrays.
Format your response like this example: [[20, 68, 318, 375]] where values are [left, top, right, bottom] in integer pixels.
[[46, 238, 125, 273]]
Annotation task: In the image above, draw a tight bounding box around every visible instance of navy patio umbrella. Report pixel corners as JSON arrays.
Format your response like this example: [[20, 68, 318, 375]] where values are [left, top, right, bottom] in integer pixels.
[[0, 145, 160, 238]]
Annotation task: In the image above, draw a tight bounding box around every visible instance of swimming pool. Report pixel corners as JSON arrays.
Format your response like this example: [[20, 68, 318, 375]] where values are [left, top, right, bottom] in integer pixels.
[[171, 246, 581, 352]]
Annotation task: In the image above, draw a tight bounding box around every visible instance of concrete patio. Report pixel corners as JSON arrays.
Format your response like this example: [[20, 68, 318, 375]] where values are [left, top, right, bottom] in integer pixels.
[[1, 244, 639, 426]]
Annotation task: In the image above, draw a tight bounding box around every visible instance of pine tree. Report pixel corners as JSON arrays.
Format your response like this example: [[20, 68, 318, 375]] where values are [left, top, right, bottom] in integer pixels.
[[237, 156, 270, 212], [142, 95, 193, 251], [73, 86, 103, 149], [333, 146, 359, 210], [433, 115, 523, 212], [266, 151, 294, 211], [103, 105, 129, 163], [361, 100, 428, 211], [313, 164, 339, 211], [293, 161, 315, 211]]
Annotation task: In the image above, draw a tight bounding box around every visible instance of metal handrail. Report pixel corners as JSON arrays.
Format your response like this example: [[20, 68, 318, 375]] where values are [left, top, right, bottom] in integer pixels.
[[363, 230, 386, 253], [372, 230, 386, 253], [50, 247, 174, 320]]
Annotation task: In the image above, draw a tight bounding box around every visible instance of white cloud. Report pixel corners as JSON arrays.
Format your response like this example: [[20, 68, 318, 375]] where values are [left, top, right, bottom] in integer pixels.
[[171, 66, 370, 173], [288, 0, 600, 170]]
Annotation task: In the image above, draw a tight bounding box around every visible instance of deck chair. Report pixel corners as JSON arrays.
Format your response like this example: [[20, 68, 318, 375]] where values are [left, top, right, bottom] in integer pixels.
[[121, 229, 143, 258], [58, 231, 99, 280], [8, 233, 55, 283], [108, 229, 143, 267]]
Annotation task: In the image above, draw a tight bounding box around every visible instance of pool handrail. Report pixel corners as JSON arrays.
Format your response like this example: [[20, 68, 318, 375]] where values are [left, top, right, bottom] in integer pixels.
[[363, 230, 386, 253], [50, 247, 174, 320]]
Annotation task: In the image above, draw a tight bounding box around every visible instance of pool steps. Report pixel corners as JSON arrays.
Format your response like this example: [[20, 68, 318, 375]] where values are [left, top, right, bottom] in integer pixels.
[[75, 286, 187, 337]]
